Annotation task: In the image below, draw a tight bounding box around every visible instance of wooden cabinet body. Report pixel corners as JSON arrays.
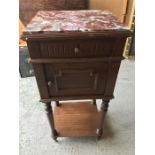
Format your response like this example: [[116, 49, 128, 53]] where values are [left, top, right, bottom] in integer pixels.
[[27, 37, 126, 101], [22, 10, 130, 140]]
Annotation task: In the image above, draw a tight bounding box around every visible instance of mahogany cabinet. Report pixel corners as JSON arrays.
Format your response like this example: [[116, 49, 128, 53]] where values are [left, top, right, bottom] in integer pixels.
[[22, 10, 131, 141]]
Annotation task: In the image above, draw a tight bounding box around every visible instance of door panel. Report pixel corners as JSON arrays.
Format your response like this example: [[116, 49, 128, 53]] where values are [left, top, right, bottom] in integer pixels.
[[44, 62, 109, 96]]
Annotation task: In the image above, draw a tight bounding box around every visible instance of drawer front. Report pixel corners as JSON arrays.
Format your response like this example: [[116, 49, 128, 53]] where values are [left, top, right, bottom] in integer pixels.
[[44, 62, 109, 96], [39, 39, 115, 58]]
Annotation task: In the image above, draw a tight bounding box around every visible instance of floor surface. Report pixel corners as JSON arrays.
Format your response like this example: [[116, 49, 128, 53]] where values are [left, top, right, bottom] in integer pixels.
[[19, 59, 135, 155]]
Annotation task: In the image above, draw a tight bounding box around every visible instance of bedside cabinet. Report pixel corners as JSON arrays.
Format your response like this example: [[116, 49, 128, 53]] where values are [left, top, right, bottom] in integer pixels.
[[22, 10, 131, 141]]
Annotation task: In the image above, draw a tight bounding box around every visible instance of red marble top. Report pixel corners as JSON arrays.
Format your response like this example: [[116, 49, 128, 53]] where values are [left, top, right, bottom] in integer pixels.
[[23, 10, 129, 35]]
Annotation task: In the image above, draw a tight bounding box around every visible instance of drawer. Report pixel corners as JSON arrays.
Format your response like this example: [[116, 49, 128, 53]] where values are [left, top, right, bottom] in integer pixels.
[[39, 39, 115, 58], [44, 62, 109, 97]]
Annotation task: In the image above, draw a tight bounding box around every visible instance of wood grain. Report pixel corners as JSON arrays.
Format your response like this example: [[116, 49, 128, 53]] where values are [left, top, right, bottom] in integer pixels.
[[24, 10, 130, 139], [53, 101, 100, 136], [40, 95, 114, 103], [38, 39, 114, 58]]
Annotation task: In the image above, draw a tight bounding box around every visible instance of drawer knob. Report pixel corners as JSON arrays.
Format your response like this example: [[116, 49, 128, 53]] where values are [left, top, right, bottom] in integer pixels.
[[74, 47, 79, 53]]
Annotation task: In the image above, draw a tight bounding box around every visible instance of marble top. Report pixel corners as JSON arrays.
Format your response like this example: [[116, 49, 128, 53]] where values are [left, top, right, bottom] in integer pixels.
[[23, 10, 129, 34]]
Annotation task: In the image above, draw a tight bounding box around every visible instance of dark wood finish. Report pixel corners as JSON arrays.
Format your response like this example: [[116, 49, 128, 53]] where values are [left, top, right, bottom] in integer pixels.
[[40, 95, 113, 103], [93, 99, 96, 105], [104, 61, 121, 96], [32, 64, 49, 99], [45, 61, 108, 97], [45, 102, 58, 141], [22, 10, 131, 140], [55, 101, 60, 106], [38, 39, 115, 58], [54, 101, 99, 137], [97, 99, 109, 140], [25, 36, 126, 101], [29, 57, 124, 63], [22, 31, 130, 41]]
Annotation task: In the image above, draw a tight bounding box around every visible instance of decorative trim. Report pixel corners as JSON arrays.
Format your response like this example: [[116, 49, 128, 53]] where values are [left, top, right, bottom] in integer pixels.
[[21, 30, 131, 41], [40, 95, 114, 103], [29, 57, 124, 64]]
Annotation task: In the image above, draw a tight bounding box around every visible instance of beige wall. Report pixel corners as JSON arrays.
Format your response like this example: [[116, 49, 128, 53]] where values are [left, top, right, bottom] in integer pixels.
[[89, 0, 128, 22], [124, 0, 134, 27]]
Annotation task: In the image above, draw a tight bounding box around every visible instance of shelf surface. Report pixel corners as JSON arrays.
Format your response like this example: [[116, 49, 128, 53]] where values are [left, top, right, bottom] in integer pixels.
[[53, 101, 100, 137]]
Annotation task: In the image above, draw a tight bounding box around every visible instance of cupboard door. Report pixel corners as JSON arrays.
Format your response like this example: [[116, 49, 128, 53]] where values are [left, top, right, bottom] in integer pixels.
[[44, 62, 109, 96]]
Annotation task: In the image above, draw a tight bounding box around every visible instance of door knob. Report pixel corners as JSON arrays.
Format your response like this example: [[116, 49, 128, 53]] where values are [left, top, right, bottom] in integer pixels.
[[74, 47, 79, 53], [47, 81, 53, 87]]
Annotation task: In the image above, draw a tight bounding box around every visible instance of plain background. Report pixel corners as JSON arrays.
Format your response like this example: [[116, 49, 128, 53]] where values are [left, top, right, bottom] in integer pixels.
[[0, 0, 155, 155]]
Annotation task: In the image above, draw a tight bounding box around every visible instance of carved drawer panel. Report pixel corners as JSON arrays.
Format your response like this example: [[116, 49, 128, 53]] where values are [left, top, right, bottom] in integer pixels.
[[44, 62, 109, 96], [39, 39, 115, 58]]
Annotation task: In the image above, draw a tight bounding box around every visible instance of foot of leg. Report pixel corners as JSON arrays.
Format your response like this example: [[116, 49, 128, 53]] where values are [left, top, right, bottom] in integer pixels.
[[45, 102, 58, 141], [97, 99, 110, 139], [97, 129, 103, 140], [52, 129, 58, 142]]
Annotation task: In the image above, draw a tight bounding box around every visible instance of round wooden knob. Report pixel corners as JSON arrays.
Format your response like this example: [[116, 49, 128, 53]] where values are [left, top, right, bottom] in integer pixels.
[[74, 47, 79, 53], [48, 81, 54, 87]]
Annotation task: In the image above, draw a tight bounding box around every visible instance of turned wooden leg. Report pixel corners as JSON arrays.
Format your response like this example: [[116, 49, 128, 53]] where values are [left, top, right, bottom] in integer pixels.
[[45, 102, 58, 142], [55, 101, 60, 106], [97, 99, 110, 140], [93, 99, 96, 105]]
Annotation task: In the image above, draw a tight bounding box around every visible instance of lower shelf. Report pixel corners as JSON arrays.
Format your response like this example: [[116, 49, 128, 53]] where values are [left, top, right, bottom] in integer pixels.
[[53, 101, 100, 137]]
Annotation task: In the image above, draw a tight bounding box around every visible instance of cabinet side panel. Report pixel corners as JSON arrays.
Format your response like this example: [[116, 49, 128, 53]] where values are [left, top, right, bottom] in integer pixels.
[[32, 64, 49, 99], [112, 38, 127, 56], [27, 41, 41, 58], [27, 41, 49, 99], [104, 61, 121, 96]]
